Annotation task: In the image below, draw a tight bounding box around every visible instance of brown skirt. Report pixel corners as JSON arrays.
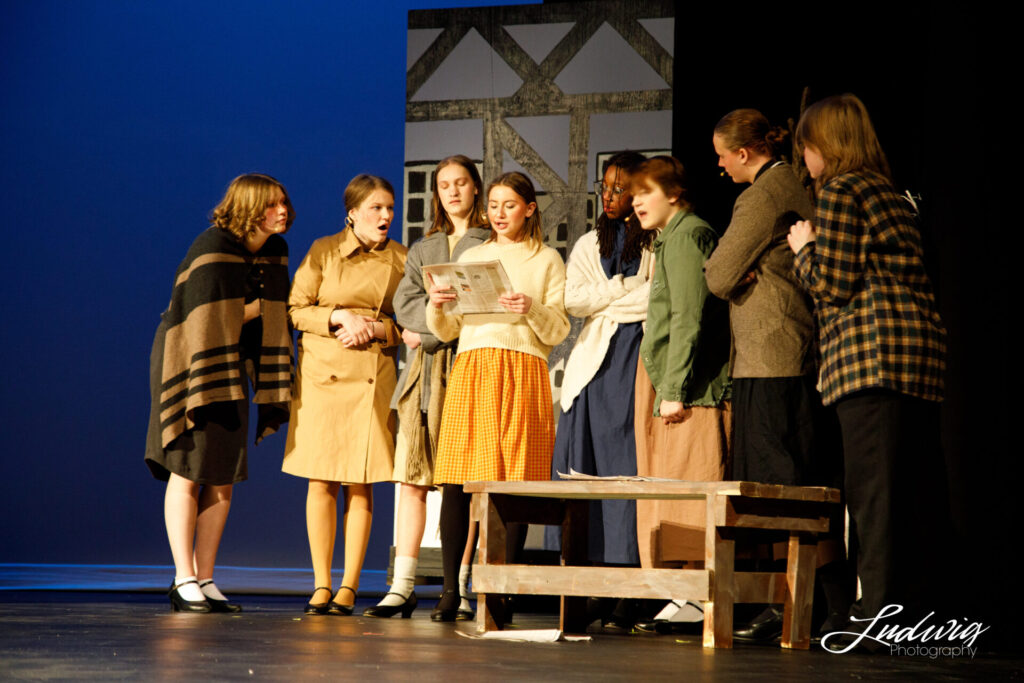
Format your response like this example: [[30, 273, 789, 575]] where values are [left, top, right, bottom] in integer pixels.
[[633, 358, 731, 567]]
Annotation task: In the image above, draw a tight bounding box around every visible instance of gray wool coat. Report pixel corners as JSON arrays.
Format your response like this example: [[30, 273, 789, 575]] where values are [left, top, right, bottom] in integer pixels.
[[390, 227, 491, 410]]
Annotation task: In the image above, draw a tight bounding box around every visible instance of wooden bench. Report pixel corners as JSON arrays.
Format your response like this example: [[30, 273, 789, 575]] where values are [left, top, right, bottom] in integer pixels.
[[464, 480, 840, 649]]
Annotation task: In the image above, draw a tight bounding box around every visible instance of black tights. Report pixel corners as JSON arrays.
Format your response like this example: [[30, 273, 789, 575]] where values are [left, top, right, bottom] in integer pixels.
[[439, 483, 527, 597], [439, 484, 472, 595]]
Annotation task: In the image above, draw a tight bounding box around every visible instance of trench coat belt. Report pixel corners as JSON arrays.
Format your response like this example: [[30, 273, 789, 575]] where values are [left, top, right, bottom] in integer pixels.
[[337, 306, 382, 319]]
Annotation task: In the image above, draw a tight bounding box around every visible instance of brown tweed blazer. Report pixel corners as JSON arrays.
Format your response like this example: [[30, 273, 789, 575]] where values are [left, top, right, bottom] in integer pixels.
[[704, 163, 816, 378]]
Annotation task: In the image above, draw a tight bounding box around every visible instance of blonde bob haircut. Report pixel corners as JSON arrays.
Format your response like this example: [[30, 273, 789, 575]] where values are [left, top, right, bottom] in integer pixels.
[[795, 93, 892, 189], [426, 155, 488, 237], [211, 173, 295, 240], [485, 172, 544, 248]]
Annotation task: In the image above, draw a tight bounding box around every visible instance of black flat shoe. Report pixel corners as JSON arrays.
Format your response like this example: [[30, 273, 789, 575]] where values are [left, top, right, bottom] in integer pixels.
[[430, 589, 460, 622], [813, 612, 852, 643], [734, 606, 783, 643], [455, 607, 475, 621], [635, 619, 703, 635], [304, 586, 333, 615], [363, 591, 418, 619], [199, 580, 242, 613], [327, 586, 356, 616], [168, 580, 211, 613]]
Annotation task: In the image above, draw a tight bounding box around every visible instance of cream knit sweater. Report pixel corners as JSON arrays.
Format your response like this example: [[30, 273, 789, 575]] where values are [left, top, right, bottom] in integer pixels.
[[425, 240, 569, 361]]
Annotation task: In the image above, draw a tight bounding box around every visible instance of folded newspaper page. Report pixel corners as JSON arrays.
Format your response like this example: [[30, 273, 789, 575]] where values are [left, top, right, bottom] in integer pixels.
[[422, 260, 515, 314], [556, 468, 681, 482]]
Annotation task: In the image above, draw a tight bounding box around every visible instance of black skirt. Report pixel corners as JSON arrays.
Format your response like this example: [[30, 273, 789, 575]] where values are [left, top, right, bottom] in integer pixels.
[[729, 375, 841, 488], [144, 317, 257, 486], [145, 397, 249, 486]]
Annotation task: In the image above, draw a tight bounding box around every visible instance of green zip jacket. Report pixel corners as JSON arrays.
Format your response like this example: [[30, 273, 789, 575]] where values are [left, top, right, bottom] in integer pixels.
[[639, 210, 731, 415]]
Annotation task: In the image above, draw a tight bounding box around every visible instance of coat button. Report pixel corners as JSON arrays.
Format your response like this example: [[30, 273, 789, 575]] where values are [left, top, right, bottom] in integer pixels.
[[330, 375, 338, 381], [367, 378, 374, 384]]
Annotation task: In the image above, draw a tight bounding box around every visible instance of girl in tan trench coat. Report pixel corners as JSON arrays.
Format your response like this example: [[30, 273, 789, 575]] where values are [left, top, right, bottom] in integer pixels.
[[282, 175, 408, 615]]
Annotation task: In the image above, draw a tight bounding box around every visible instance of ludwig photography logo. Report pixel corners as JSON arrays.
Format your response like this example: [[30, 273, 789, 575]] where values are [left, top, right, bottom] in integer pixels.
[[820, 604, 989, 657]]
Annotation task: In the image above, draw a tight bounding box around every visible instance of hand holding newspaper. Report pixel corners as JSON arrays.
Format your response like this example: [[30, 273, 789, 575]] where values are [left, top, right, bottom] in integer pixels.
[[423, 260, 516, 314]]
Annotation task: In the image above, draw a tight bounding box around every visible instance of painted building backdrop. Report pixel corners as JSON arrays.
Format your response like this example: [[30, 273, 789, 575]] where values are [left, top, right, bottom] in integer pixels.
[[395, 1, 673, 549]]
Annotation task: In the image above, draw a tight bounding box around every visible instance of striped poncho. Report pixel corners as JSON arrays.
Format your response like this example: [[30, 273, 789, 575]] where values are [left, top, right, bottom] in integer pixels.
[[146, 227, 293, 453]]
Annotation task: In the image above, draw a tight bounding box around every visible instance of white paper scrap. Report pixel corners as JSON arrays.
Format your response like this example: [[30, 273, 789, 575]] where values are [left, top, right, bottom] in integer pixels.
[[455, 629, 591, 643]]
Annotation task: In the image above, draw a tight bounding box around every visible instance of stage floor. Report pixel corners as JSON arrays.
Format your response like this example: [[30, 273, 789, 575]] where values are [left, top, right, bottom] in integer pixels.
[[0, 592, 1016, 681]]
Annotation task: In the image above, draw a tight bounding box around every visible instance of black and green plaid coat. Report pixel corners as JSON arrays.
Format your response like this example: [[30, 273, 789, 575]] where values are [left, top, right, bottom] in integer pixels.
[[793, 170, 946, 405]]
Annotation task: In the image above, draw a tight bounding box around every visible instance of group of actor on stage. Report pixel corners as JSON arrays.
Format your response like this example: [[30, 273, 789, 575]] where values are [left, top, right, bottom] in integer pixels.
[[144, 94, 947, 646]]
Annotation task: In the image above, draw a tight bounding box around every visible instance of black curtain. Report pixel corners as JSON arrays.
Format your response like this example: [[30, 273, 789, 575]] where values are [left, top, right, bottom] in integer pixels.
[[672, 6, 1015, 649]]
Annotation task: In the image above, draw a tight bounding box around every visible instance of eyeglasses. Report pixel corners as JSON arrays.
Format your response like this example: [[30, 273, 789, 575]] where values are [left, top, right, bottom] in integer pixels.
[[594, 182, 627, 198]]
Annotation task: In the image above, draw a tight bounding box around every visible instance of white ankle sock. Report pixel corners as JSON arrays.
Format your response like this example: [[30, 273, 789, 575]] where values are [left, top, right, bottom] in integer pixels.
[[459, 564, 472, 611], [672, 602, 704, 622], [173, 576, 205, 602], [654, 599, 704, 623], [199, 579, 228, 601], [377, 556, 417, 607]]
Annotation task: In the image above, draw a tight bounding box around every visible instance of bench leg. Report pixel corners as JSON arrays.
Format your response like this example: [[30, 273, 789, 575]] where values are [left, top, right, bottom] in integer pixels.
[[473, 492, 507, 632], [703, 496, 734, 648], [781, 532, 817, 650], [560, 499, 589, 633]]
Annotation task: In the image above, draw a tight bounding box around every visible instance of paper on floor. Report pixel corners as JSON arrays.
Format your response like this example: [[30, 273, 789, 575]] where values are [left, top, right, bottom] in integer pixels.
[[456, 629, 592, 643]]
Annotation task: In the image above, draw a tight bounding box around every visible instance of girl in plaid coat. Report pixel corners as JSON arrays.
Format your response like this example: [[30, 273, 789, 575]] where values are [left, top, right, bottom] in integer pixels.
[[788, 94, 947, 636]]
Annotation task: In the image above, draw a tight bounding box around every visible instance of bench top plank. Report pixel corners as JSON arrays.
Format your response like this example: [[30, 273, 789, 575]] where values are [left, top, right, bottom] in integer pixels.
[[463, 480, 840, 503]]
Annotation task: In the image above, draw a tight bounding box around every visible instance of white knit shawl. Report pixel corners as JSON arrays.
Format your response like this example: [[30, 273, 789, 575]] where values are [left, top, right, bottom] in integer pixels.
[[560, 230, 652, 411]]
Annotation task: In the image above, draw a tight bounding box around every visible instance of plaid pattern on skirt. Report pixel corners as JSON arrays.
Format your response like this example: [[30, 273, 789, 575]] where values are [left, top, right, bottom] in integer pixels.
[[434, 347, 554, 485]]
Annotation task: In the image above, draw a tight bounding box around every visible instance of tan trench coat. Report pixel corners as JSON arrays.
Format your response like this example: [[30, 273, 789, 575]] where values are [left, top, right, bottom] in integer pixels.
[[282, 229, 407, 483]]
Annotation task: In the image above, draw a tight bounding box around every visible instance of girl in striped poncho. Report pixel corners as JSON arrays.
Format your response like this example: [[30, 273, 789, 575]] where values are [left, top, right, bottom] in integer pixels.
[[145, 174, 294, 613]]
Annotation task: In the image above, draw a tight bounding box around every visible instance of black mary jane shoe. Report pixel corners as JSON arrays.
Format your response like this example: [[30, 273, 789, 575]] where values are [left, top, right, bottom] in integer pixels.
[[430, 589, 460, 622], [327, 586, 357, 616], [733, 606, 783, 643], [455, 607, 475, 621], [169, 580, 212, 613], [304, 586, 334, 615], [199, 580, 242, 613], [363, 591, 418, 619]]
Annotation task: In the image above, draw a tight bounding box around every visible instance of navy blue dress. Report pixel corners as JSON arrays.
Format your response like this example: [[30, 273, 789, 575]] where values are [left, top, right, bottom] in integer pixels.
[[547, 225, 642, 565]]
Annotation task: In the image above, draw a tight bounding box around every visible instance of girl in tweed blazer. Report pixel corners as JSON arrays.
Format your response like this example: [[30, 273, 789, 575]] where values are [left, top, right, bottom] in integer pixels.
[[788, 94, 947, 639], [708, 109, 851, 641]]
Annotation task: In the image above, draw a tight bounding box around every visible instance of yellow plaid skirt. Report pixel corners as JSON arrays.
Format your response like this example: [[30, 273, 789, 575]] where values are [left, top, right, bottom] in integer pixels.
[[434, 348, 554, 484]]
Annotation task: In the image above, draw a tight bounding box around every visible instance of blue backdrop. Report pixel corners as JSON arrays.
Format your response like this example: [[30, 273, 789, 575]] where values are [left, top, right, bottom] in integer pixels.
[[0, 0, 528, 573]]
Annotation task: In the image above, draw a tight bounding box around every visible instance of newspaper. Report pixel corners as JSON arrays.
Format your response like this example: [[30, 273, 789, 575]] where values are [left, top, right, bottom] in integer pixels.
[[422, 260, 515, 314], [556, 468, 682, 483]]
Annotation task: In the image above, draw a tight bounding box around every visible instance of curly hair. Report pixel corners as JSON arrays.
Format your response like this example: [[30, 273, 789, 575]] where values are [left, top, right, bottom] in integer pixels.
[[210, 173, 294, 240], [595, 151, 653, 263]]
